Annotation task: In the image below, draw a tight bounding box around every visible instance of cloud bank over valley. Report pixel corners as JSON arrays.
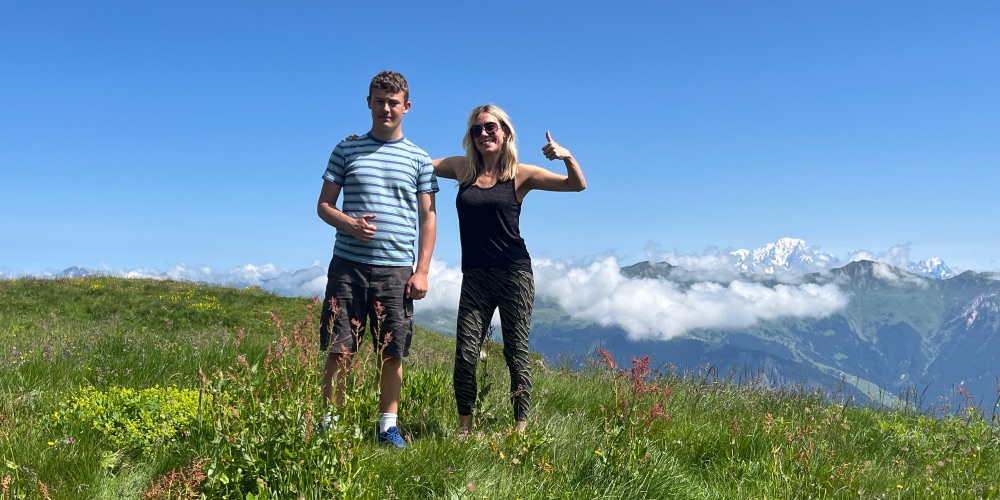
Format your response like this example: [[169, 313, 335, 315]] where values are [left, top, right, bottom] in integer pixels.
[[534, 257, 849, 340], [15, 238, 950, 340]]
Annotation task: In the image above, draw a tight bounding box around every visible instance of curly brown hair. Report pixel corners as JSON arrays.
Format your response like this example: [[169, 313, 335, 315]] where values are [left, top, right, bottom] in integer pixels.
[[368, 71, 409, 102]]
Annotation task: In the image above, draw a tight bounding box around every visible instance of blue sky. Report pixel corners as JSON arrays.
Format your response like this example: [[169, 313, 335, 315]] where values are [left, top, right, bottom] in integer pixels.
[[3, 1, 999, 278]]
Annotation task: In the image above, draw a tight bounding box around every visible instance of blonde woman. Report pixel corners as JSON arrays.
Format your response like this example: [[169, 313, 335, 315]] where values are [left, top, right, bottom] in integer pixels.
[[434, 104, 586, 434]]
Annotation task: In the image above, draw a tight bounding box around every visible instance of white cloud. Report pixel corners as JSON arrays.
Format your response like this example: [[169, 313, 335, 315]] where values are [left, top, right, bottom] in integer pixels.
[[645, 246, 734, 272], [141, 254, 846, 340], [534, 257, 849, 341], [848, 243, 914, 269], [644, 244, 817, 285], [846, 250, 875, 263], [870, 261, 929, 288], [422, 259, 463, 312], [0, 251, 863, 341]]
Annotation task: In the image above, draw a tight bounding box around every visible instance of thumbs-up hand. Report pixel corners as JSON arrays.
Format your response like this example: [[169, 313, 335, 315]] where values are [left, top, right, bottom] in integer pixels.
[[541, 131, 572, 161]]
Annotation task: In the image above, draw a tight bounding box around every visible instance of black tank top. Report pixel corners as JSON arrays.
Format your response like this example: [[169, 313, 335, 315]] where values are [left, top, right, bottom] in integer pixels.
[[456, 179, 532, 272]]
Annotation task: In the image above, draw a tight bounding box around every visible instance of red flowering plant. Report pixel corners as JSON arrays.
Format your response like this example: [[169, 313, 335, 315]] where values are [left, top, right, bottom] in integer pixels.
[[592, 348, 673, 475]]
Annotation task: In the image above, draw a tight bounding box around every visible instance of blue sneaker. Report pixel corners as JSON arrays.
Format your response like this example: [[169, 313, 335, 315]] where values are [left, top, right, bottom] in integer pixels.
[[377, 426, 406, 448]]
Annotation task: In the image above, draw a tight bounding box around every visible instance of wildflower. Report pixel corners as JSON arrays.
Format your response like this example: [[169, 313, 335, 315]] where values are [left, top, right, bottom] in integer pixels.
[[597, 348, 617, 371], [37, 480, 51, 500], [649, 401, 671, 422], [466, 482, 477, 492], [628, 355, 651, 394]]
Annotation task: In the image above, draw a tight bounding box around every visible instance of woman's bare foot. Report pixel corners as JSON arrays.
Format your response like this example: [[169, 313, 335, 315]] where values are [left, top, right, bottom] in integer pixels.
[[457, 414, 473, 438]]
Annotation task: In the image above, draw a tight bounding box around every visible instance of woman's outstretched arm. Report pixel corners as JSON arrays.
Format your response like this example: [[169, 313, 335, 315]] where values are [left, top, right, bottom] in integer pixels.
[[519, 131, 587, 194]]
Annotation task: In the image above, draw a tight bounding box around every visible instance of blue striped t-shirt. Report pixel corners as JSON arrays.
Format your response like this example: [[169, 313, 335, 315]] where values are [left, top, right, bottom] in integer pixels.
[[323, 134, 439, 266]]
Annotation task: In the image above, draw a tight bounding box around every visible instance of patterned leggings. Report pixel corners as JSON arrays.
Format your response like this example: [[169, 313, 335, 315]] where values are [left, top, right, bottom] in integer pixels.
[[453, 268, 534, 422]]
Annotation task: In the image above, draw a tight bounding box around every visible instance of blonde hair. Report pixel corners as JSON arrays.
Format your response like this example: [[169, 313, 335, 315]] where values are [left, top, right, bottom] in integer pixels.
[[459, 104, 518, 186]]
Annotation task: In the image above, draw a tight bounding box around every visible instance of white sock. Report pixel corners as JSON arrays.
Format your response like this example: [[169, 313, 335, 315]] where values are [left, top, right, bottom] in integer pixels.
[[379, 413, 397, 433]]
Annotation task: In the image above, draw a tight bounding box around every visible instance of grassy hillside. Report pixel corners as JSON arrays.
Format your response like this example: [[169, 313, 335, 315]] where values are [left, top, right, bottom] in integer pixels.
[[1, 277, 998, 499]]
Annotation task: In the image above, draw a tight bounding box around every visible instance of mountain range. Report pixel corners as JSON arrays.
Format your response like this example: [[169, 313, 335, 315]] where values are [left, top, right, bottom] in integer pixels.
[[729, 237, 955, 278], [415, 239, 994, 411], [23, 238, 996, 410], [524, 259, 999, 411]]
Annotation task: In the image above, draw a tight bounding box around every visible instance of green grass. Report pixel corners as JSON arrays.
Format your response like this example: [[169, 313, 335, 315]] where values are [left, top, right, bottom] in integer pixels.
[[2, 277, 998, 499]]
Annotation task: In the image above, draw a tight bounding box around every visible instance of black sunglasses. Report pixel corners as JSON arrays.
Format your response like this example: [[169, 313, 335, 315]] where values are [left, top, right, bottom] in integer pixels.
[[469, 122, 501, 137]]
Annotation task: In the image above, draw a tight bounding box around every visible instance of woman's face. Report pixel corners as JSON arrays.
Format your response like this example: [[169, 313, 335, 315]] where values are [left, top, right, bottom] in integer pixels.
[[471, 112, 505, 156]]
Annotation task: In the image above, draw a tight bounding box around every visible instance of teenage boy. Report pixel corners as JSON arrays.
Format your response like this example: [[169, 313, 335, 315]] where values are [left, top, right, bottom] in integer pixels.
[[317, 70, 438, 448]]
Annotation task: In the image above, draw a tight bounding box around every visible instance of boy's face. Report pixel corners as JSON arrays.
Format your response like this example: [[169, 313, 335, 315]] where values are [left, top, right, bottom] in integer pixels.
[[367, 88, 410, 133]]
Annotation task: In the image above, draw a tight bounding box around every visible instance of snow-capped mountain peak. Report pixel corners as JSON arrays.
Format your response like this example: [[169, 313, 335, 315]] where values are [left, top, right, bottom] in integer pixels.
[[731, 237, 835, 275], [728, 238, 954, 279], [909, 257, 954, 279]]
